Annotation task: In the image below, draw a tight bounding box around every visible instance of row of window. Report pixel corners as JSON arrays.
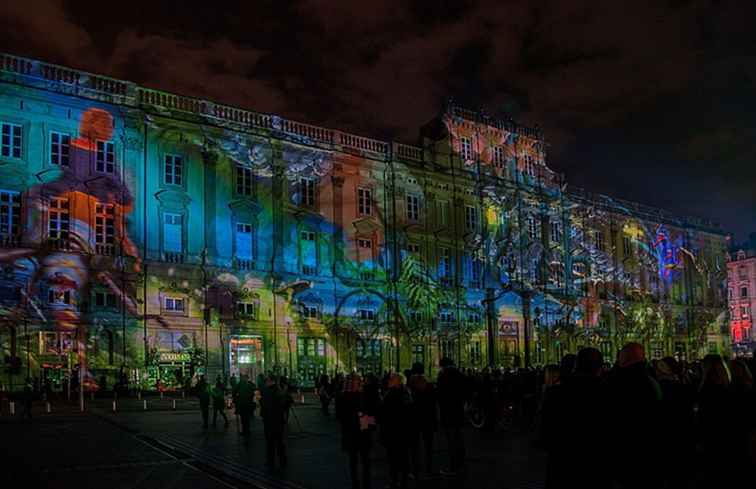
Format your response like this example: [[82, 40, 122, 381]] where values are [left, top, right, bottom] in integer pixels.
[[1, 122, 117, 173], [728, 287, 751, 300]]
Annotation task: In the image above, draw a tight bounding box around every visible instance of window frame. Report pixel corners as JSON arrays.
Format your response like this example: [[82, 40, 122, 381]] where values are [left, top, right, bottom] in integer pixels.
[[49, 131, 71, 167], [164, 154, 184, 186], [357, 187, 373, 216], [406, 194, 420, 222], [0, 122, 23, 159], [164, 296, 186, 313], [236, 165, 254, 197], [0, 189, 22, 241], [95, 140, 115, 174]]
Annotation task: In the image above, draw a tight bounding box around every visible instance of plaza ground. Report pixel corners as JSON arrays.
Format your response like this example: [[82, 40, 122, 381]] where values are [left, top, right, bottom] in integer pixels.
[[1, 395, 546, 489]]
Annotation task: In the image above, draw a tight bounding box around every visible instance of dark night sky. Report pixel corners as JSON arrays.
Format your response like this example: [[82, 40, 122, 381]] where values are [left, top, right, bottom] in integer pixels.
[[2, 0, 754, 240]]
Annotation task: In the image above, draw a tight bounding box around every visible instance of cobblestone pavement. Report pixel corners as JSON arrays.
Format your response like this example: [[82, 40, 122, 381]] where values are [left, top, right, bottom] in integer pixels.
[[1, 396, 547, 489]]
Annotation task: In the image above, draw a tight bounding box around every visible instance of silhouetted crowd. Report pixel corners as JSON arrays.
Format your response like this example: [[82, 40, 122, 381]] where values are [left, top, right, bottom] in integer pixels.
[[316, 344, 755, 489]]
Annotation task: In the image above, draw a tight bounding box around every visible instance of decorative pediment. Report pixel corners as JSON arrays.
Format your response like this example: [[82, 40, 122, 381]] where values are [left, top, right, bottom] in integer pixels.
[[228, 198, 262, 217], [352, 216, 381, 235], [154, 188, 191, 209]]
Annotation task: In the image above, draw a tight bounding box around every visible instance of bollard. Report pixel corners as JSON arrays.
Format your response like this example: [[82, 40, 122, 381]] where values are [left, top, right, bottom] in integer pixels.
[[9, 401, 15, 416], [160, 391, 164, 400], [46, 401, 51, 413], [143, 399, 147, 410], [172, 399, 176, 410], [137, 391, 141, 401], [112, 400, 117, 413]]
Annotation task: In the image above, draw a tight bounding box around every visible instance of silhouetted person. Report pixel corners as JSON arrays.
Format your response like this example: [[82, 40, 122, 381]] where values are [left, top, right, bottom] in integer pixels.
[[196, 375, 210, 429], [407, 362, 437, 478], [654, 357, 695, 489], [542, 348, 608, 489], [212, 379, 229, 428], [236, 374, 255, 436], [22, 378, 34, 420], [336, 374, 376, 489], [379, 373, 411, 489], [607, 343, 661, 489], [437, 357, 467, 476], [260, 374, 287, 470], [318, 373, 332, 415]]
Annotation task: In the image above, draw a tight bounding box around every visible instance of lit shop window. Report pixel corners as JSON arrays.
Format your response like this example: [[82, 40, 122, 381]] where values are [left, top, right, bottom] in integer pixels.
[[96, 140, 115, 173], [1, 122, 22, 159], [164, 154, 183, 185], [358, 187, 372, 216], [50, 131, 71, 166]]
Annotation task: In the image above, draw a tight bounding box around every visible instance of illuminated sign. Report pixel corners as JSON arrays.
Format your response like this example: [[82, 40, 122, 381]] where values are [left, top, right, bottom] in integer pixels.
[[158, 352, 191, 363]]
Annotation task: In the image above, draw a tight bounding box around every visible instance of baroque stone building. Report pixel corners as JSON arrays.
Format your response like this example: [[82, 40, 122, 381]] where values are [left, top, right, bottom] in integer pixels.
[[0, 53, 729, 391], [728, 233, 756, 357]]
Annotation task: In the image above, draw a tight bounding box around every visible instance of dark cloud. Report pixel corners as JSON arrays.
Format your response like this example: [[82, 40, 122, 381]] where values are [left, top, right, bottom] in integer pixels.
[[1, 0, 754, 238]]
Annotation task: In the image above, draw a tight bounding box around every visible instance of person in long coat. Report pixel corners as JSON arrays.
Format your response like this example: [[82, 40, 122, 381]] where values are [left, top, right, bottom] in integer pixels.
[[379, 373, 412, 489], [336, 373, 376, 489], [260, 375, 287, 469]]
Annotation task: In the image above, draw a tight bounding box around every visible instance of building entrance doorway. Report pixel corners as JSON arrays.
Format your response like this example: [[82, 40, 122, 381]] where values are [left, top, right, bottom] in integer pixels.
[[229, 335, 264, 380]]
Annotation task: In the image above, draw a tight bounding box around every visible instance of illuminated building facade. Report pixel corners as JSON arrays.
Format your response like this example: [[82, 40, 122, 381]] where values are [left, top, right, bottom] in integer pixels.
[[728, 235, 756, 356], [0, 53, 729, 391]]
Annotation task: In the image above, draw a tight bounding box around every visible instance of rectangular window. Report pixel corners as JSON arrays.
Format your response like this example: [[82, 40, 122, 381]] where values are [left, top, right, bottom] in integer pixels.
[[235, 223, 253, 259], [595, 230, 606, 252], [470, 341, 482, 365], [165, 297, 185, 312], [437, 200, 449, 226], [95, 203, 115, 255], [742, 306, 750, 319], [300, 177, 315, 207], [301, 230, 317, 274], [163, 213, 183, 253], [550, 220, 562, 244], [728, 289, 733, 300], [470, 255, 482, 287], [406, 194, 420, 221], [237, 166, 253, 196], [0, 190, 21, 241], [94, 291, 117, 308], [409, 310, 423, 323], [48, 289, 72, 305], [50, 131, 71, 166], [523, 155, 536, 177], [439, 309, 454, 323], [741, 287, 748, 298], [1, 122, 22, 159], [236, 302, 257, 318], [465, 205, 479, 232], [492, 146, 505, 168], [412, 344, 425, 365], [623, 235, 633, 256], [527, 216, 538, 241], [357, 238, 372, 249], [48, 197, 70, 244], [357, 309, 375, 321], [460, 137, 472, 161], [164, 154, 183, 186], [358, 187, 372, 216], [302, 305, 319, 319], [439, 247, 452, 279], [96, 140, 115, 173]]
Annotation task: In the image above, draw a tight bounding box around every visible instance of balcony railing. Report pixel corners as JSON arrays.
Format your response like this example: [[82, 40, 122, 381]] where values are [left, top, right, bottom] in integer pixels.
[[234, 258, 255, 271], [163, 252, 185, 264]]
